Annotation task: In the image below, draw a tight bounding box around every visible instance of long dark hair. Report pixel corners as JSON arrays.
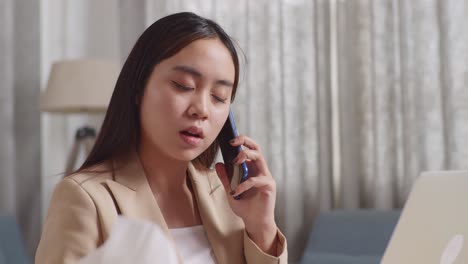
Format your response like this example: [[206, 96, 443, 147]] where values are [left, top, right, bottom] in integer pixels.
[[78, 12, 240, 172]]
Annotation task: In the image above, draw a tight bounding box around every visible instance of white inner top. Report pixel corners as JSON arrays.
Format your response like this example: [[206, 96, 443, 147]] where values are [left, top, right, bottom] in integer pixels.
[[169, 225, 217, 264]]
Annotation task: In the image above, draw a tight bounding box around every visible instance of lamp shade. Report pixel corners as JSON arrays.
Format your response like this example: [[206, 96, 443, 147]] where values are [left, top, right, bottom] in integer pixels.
[[40, 59, 120, 113]]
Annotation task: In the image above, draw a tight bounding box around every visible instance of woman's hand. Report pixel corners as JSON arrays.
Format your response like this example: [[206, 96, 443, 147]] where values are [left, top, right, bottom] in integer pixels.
[[215, 135, 279, 256]]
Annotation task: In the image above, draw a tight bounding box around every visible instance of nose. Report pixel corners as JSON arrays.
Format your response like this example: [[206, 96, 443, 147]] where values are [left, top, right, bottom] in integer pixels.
[[188, 93, 209, 120]]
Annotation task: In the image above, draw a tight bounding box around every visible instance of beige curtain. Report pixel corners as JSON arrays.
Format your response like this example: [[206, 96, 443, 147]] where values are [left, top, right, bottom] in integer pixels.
[[40, 0, 118, 227], [125, 1, 334, 261], [36, 0, 468, 263], [336, 0, 468, 211], [0, 0, 41, 258]]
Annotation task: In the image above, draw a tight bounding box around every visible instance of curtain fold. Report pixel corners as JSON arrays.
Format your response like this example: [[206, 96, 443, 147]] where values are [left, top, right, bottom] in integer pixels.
[[0, 0, 16, 216], [336, 0, 468, 211], [129, 1, 333, 261], [0, 0, 41, 258], [0, 0, 463, 262]]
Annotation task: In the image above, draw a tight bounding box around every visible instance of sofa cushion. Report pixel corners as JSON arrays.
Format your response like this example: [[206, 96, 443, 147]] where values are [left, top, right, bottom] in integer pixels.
[[301, 252, 381, 264], [304, 210, 401, 256], [0, 215, 29, 264]]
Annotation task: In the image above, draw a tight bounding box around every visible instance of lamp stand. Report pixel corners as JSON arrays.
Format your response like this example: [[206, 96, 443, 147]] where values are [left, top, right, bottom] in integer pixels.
[[65, 126, 96, 174]]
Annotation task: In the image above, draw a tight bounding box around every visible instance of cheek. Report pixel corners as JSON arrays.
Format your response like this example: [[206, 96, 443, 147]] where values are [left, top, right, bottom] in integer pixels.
[[211, 107, 230, 135], [140, 93, 173, 135], [144, 88, 186, 118], [165, 96, 188, 115]]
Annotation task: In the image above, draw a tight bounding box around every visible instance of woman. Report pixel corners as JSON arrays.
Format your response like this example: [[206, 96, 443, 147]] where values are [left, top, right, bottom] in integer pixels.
[[36, 12, 287, 264]]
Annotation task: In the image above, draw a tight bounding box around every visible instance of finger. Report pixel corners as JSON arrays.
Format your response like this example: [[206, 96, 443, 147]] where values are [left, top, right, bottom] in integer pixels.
[[215, 163, 235, 195], [230, 135, 260, 151], [231, 176, 275, 197], [233, 149, 260, 164], [230, 135, 270, 174], [233, 149, 270, 176]]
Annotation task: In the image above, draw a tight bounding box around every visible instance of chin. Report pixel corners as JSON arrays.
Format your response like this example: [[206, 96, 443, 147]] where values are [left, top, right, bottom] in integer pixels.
[[173, 149, 205, 162]]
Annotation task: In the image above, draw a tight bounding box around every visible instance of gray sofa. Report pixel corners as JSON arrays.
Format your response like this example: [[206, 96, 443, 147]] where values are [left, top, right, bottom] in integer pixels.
[[0, 214, 29, 264], [300, 209, 401, 264]]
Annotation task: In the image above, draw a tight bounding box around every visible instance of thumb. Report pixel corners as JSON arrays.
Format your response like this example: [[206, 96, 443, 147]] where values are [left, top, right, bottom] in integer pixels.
[[215, 162, 232, 194]]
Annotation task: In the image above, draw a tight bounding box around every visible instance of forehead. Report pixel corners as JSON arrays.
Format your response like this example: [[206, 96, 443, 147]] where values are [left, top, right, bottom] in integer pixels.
[[155, 38, 235, 81]]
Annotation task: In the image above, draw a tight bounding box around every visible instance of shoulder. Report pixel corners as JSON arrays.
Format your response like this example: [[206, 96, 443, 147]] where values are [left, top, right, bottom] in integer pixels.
[[67, 162, 113, 185], [36, 164, 115, 263], [47, 162, 115, 217], [63, 162, 114, 194], [49, 161, 119, 224], [41, 161, 120, 240]]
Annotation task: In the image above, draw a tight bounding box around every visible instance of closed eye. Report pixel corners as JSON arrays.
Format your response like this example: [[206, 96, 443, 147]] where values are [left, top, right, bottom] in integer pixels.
[[171, 81, 193, 91], [212, 94, 227, 103]]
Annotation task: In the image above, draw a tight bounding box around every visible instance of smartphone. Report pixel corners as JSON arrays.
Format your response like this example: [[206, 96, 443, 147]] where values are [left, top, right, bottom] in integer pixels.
[[218, 111, 249, 197]]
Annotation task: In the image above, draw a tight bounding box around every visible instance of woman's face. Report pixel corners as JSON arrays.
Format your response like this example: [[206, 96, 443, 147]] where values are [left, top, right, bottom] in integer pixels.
[[139, 38, 234, 162]]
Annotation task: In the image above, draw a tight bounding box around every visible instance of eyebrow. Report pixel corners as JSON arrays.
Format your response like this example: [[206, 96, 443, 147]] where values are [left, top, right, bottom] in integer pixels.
[[172, 65, 234, 88]]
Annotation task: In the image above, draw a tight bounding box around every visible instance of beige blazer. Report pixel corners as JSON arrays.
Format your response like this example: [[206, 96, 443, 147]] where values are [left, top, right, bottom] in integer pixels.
[[36, 152, 287, 264]]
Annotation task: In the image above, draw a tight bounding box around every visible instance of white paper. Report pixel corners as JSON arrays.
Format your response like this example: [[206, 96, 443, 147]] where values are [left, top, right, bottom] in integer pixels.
[[78, 216, 178, 264]]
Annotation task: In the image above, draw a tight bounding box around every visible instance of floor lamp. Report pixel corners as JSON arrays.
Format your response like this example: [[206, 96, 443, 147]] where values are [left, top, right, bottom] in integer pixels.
[[40, 59, 120, 174]]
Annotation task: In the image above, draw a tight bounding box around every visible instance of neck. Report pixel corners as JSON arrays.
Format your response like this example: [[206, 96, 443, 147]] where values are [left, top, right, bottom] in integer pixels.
[[137, 141, 189, 194]]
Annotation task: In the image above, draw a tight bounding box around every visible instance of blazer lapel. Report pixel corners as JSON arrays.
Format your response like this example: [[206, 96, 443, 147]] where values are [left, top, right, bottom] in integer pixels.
[[188, 163, 245, 264], [104, 152, 244, 263], [106, 152, 168, 230], [105, 152, 184, 262]]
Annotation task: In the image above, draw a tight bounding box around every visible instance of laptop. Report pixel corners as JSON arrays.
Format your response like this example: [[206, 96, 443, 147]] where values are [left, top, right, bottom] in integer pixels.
[[382, 171, 468, 264]]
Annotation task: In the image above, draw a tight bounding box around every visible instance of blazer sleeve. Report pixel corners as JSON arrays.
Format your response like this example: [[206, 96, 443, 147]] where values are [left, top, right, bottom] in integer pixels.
[[243, 228, 288, 264], [35, 178, 101, 264]]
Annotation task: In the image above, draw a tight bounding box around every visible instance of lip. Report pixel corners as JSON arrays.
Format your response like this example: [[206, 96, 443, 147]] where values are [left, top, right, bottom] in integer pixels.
[[179, 126, 205, 146], [181, 126, 205, 139], [179, 132, 202, 146]]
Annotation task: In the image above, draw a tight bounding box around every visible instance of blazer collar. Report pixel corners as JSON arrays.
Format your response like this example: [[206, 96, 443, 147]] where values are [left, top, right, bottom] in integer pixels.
[[106, 151, 243, 264], [107, 152, 161, 219], [188, 162, 244, 264]]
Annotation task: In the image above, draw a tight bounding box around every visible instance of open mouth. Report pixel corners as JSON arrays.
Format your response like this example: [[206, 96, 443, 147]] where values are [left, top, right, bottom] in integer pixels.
[[180, 126, 204, 139], [180, 131, 202, 138], [179, 126, 204, 145]]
